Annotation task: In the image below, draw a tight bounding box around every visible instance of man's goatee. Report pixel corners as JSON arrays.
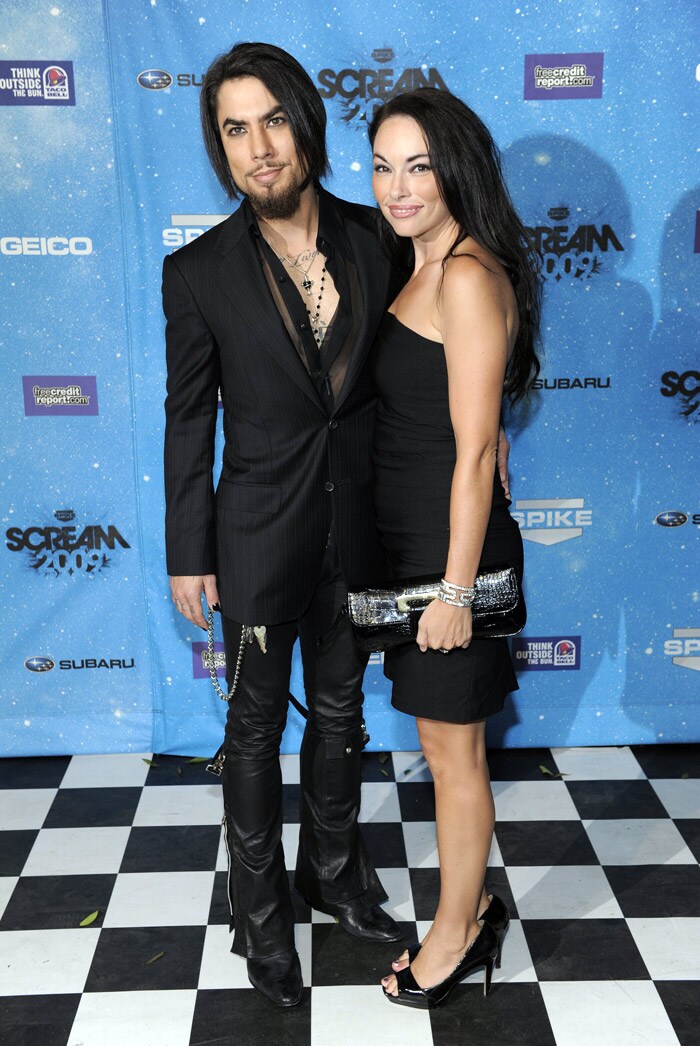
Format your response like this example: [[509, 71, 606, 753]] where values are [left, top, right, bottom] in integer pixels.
[[248, 180, 303, 221]]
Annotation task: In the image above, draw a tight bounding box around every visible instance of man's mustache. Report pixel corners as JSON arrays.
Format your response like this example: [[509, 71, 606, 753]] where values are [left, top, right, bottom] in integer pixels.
[[247, 162, 291, 177]]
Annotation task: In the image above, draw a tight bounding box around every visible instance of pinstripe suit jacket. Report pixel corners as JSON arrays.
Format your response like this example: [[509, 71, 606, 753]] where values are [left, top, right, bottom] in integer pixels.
[[163, 188, 395, 624]]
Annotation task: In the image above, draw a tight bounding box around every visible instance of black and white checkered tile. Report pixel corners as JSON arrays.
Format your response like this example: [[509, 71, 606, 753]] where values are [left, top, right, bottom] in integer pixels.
[[0, 744, 698, 1045]]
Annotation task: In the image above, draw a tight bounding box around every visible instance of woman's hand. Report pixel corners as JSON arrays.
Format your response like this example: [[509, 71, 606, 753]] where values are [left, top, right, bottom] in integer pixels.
[[416, 598, 472, 653]]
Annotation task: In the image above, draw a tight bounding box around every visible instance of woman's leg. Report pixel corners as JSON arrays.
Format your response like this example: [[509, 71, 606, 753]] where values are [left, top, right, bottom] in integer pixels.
[[383, 716, 494, 995]]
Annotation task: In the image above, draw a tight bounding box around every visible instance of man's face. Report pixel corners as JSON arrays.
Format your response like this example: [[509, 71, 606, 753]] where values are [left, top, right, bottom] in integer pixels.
[[216, 76, 306, 219]]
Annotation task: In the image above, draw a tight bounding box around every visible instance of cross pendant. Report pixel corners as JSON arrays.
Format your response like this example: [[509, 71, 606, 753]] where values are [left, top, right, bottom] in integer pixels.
[[301, 277, 314, 294]]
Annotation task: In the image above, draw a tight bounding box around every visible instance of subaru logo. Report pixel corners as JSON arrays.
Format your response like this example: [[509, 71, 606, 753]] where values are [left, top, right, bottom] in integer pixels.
[[24, 656, 55, 672], [137, 69, 173, 90], [655, 511, 688, 527]]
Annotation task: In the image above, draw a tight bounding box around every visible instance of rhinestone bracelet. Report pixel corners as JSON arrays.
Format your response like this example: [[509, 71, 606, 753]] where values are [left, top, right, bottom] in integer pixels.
[[437, 578, 476, 608]]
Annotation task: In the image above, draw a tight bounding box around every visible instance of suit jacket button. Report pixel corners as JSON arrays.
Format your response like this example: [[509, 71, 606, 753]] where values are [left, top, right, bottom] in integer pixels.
[[329, 419, 338, 430], [325, 481, 335, 492]]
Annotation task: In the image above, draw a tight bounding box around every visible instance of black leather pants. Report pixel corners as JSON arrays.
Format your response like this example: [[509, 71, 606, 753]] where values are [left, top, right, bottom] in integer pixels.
[[220, 539, 386, 959]]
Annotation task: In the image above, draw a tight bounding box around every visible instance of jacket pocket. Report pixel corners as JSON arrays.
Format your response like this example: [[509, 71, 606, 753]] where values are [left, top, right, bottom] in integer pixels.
[[216, 479, 281, 515]]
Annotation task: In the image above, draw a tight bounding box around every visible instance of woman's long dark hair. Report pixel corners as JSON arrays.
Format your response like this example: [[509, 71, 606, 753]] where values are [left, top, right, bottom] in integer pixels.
[[200, 42, 330, 199], [369, 89, 540, 403]]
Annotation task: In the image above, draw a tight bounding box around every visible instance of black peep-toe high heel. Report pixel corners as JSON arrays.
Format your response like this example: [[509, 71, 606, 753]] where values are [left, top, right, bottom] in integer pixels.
[[383, 921, 498, 1009], [395, 893, 510, 971]]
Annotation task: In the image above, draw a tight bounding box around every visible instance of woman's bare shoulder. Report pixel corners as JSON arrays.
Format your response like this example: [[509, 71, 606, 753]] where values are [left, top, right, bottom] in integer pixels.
[[441, 251, 511, 312]]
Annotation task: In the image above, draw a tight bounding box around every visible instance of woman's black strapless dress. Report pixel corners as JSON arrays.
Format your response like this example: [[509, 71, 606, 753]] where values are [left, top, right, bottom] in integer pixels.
[[371, 312, 522, 724]]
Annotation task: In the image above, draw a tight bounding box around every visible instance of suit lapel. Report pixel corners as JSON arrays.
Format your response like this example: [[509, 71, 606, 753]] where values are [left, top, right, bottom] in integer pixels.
[[334, 211, 391, 413], [213, 210, 325, 410]]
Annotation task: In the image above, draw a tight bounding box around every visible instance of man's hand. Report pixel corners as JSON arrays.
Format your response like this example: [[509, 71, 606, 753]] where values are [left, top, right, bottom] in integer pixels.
[[497, 425, 511, 500], [170, 575, 220, 630]]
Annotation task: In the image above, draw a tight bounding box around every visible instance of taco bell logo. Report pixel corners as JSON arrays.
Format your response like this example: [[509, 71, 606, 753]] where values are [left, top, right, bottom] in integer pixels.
[[512, 499, 592, 545], [43, 65, 70, 100], [553, 640, 577, 666], [512, 636, 581, 671], [524, 52, 604, 100], [0, 61, 75, 106]]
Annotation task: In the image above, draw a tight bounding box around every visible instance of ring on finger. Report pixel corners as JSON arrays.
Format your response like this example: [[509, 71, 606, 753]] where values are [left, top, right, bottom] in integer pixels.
[[439, 647, 450, 655]]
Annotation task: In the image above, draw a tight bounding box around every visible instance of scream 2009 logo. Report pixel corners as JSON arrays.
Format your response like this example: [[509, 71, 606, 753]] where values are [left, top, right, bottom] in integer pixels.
[[316, 47, 448, 126], [526, 206, 624, 283], [5, 509, 130, 576]]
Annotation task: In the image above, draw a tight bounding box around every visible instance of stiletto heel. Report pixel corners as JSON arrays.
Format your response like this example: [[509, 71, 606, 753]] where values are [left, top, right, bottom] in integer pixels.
[[483, 955, 495, 997], [480, 893, 510, 969], [383, 921, 499, 1009]]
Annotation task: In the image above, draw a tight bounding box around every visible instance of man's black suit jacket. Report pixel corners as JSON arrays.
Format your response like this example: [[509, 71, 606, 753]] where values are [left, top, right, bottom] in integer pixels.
[[163, 189, 396, 624]]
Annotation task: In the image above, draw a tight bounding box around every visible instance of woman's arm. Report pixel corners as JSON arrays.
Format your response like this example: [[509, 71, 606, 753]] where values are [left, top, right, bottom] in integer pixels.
[[416, 255, 512, 653]]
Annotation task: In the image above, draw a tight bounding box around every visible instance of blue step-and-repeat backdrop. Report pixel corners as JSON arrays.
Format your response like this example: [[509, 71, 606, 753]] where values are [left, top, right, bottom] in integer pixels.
[[2, 0, 698, 757]]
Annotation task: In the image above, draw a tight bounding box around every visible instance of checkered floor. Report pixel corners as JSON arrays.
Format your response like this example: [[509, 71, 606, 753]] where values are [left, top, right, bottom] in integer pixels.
[[0, 745, 698, 1045]]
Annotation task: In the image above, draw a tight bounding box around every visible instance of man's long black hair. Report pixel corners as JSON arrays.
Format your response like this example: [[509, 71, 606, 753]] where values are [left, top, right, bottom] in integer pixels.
[[200, 41, 330, 199]]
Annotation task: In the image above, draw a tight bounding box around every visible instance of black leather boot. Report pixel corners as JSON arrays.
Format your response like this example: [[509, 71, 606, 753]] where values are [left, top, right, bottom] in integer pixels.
[[247, 948, 303, 1007], [222, 754, 296, 959], [294, 726, 389, 921]]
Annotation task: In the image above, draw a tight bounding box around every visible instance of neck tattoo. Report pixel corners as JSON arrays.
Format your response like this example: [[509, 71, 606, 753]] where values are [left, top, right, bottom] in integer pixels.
[[259, 224, 329, 344], [284, 249, 319, 294]]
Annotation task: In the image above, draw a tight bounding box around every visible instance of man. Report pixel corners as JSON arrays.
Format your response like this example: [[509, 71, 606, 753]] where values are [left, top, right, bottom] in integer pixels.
[[163, 42, 404, 1008]]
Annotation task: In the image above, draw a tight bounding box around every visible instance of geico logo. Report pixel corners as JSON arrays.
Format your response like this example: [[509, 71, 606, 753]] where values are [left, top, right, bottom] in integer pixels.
[[660, 370, 700, 398], [0, 236, 93, 256], [162, 227, 207, 247], [665, 639, 700, 655]]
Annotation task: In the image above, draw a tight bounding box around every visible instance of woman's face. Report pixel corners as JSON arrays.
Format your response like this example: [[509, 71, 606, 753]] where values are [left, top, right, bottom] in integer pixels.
[[372, 115, 451, 239]]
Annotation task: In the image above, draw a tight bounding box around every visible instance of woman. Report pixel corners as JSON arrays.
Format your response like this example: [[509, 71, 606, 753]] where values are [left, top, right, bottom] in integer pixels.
[[368, 89, 540, 1008]]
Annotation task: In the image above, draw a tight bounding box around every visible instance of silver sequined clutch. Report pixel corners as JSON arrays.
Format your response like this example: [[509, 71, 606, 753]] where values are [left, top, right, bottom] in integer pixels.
[[347, 566, 525, 652]]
